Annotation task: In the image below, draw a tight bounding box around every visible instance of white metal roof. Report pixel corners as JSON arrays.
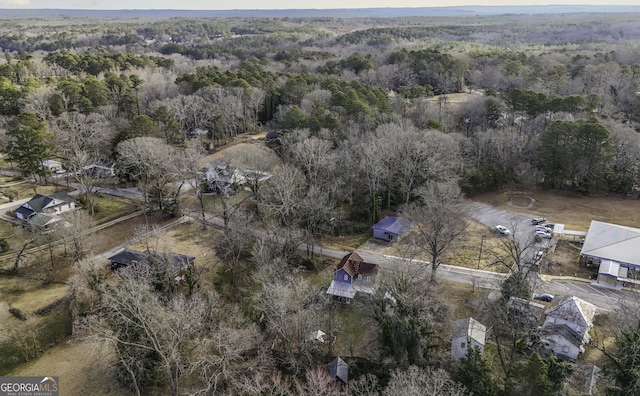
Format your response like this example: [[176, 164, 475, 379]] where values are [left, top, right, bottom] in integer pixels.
[[326, 281, 356, 299], [598, 260, 620, 277], [580, 221, 640, 266]]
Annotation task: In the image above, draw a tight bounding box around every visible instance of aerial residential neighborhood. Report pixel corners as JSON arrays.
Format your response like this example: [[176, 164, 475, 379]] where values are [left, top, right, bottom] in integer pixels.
[[1, 4, 640, 395]]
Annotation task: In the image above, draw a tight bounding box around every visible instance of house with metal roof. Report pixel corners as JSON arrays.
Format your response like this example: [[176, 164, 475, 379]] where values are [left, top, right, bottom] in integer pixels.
[[326, 252, 378, 303], [372, 216, 414, 242], [108, 249, 196, 281], [579, 221, 640, 287], [41, 159, 64, 173], [15, 192, 76, 228], [451, 317, 487, 360], [82, 160, 116, 178], [328, 357, 348, 384], [507, 296, 545, 323], [540, 296, 597, 361]]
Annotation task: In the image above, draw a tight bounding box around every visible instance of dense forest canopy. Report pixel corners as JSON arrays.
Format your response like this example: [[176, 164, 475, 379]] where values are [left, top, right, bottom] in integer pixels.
[[1, 12, 639, 201]]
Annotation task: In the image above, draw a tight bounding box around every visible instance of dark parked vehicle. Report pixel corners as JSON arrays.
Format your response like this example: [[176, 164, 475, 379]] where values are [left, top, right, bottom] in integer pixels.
[[531, 217, 546, 225], [533, 293, 554, 302]]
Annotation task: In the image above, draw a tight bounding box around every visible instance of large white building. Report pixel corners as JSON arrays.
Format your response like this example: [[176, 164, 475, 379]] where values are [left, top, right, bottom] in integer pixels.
[[580, 221, 640, 287]]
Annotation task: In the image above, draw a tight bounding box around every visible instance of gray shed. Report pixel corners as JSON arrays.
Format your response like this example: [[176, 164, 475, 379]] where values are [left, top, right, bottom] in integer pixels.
[[372, 216, 414, 242], [328, 357, 348, 384]]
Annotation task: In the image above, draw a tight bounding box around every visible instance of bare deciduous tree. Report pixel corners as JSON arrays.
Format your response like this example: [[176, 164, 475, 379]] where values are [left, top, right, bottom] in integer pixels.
[[52, 112, 113, 215], [215, 215, 253, 285], [252, 270, 328, 373], [116, 137, 180, 213], [60, 210, 95, 265], [78, 263, 263, 396], [383, 366, 469, 396], [177, 139, 208, 226], [21, 86, 54, 121], [370, 265, 448, 368], [403, 182, 469, 283], [259, 163, 306, 231], [295, 367, 344, 396], [230, 143, 281, 199]]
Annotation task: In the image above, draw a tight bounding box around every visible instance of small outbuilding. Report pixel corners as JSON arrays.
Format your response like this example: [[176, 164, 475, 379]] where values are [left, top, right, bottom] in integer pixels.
[[41, 159, 64, 173], [372, 216, 414, 242], [309, 330, 326, 343], [328, 357, 348, 384], [451, 317, 487, 360]]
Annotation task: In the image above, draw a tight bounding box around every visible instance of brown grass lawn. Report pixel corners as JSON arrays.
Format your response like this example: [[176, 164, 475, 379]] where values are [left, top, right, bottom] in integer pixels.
[[0, 277, 68, 337], [372, 187, 640, 277], [542, 241, 597, 278], [8, 283, 69, 313], [181, 189, 253, 220], [127, 221, 217, 267], [384, 219, 512, 273], [90, 213, 178, 254], [435, 188, 640, 275], [474, 189, 640, 231], [323, 232, 371, 251], [3, 184, 72, 202], [11, 339, 128, 396], [197, 142, 253, 168]]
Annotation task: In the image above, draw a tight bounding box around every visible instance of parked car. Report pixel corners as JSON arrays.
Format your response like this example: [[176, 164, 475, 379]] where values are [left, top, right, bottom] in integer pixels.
[[495, 225, 511, 235], [535, 225, 553, 233], [543, 223, 555, 229], [531, 217, 546, 225], [535, 230, 553, 239], [533, 293, 554, 302], [534, 250, 545, 262]]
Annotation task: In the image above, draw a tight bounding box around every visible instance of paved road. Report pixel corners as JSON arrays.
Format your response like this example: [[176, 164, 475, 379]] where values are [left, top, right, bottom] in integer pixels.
[[542, 278, 623, 312], [191, 209, 621, 312], [1, 175, 622, 312]]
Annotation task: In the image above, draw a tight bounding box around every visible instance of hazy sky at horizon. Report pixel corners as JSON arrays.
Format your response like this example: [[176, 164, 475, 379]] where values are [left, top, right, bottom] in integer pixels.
[[1, 0, 638, 9]]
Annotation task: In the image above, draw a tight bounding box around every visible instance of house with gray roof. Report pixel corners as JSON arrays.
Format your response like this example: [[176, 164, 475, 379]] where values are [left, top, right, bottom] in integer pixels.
[[540, 296, 597, 361], [372, 216, 414, 242], [326, 252, 378, 303], [507, 296, 545, 323], [451, 317, 487, 360], [82, 160, 116, 178], [579, 221, 640, 287], [15, 192, 76, 228]]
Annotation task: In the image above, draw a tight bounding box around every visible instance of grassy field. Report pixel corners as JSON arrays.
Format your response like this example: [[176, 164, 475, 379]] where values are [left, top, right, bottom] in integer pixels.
[[91, 196, 137, 222], [9, 338, 128, 395], [8, 283, 69, 313], [474, 189, 640, 231], [2, 184, 71, 202]]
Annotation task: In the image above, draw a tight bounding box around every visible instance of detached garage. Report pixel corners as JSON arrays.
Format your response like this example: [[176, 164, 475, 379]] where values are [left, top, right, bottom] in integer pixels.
[[372, 216, 413, 242]]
